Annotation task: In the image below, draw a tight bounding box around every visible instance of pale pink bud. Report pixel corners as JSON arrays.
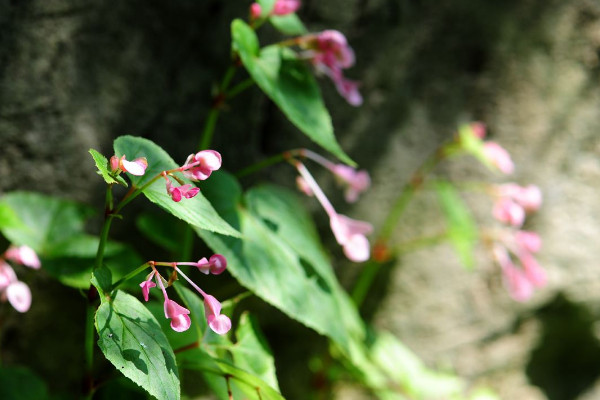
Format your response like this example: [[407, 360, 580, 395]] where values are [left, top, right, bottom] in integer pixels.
[[5, 245, 41, 269], [6, 281, 32, 312], [272, 0, 301, 15], [119, 156, 148, 176], [331, 164, 370, 203], [164, 299, 191, 332], [250, 2, 262, 19], [182, 150, 222, 181], [296, 176, 314, 196], [483, 142, 514, 174], [316, 30, 355, 69], [514, 185, 542, 212], [204, 294, 232, 335], [515, 231, 542, 253], [502, 264, 534, 302], [0, 261, 17, 291], [109, 155, 120, 172], [330, 214, 373, 262], [333, 76, 363, 106], [194, 254, 227, 275], [493, 198, 525, 227], [470, 122, 486, 139], [519, 252, 546, 288]]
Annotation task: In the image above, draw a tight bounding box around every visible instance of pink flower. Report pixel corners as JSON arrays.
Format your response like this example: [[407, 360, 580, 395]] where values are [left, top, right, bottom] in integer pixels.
[[492, 198, 525, 227], [515, 231, 542, 253], [470, 121, 486, 139], [0, 261, 17, 291], [250, 2, 262, 19], [182, 150, 222, 181], [330, 164, 370, 203], [5, 245, 41, 269], [272, 0, 301, 15], [482, 142, 514, 174], [330, 214, 373, 262], [204, 294, 232, 335], [112, 155, 148, 176], [192, 254, 227, 275], [164, 299, 191, 332], [498, 183, 542, 212], [502, 263, 534, 302], [5, 281, 32, 313], [519, 252, 546, 288], [332, 75, 363, 106], [166, 179, 200, 203], [139, 272, 156, 302]]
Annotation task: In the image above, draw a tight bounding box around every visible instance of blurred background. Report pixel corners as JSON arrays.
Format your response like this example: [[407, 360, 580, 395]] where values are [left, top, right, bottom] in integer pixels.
[[2, 0, 600, 399]]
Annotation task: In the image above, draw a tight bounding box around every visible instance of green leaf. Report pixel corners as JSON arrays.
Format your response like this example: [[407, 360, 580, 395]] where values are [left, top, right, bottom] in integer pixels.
[[178, 348, 285, 400], [435, 181, 478, 269], [0, 366, 49, 400], [0, 192, 94, 253], [89, 148, 128, 187], [0, 201, 24, 230], [270, 14, 307, 35], [136, 211, 187, 254], [231, 19, 354, 165], [91, 265, 113, 297], [231, 313, 280, 391], [95, 290, 180, 400], [197, 173, 364, 356], [113, 135, 240, 238]]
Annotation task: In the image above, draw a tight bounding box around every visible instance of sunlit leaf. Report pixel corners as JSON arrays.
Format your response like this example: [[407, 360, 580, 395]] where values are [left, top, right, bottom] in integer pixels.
[[231, 19, 354, 165], [95, 290, 179, 400], [114, 136, 240, 238], [89, 148, 127, 187]]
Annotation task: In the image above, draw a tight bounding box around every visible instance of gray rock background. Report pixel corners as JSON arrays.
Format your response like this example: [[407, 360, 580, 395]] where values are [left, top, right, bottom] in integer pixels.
[[2, 0, 600, 399]]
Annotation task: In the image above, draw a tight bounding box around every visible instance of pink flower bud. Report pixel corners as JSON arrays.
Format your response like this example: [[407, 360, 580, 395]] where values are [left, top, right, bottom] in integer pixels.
[[139, 278, 156, 302], [483, 142, 514, 174], [316, 30, 355, 69], [109, 155, 120, 172], [333, 76, 363, 106], [182, 150, 222, 181], [330, 214, 373, 262], [515, 231, 541, 253], [208, 254, 227, 275], [519, 252, 546, 288], [5, 245, 41, 269], [119, 156, 148, 176], [204, 294, 232, 335], [164, 299, 191, 332], [470, 122, 486, 139], [6, 281, 32, 313], [272, 0, 301, 16], [0, 261, 17, 291], [250, 2, 262, 19], [502, 264, 534, 302], [331, 164, 370, 203], [493, 198, 525, 227]]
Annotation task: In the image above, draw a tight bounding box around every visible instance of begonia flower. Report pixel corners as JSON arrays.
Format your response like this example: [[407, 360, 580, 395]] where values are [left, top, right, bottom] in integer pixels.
[[515, 230, 542, 253], [492, 198, 525, 227], [332, 75, 363, 106], [5, 245, 41, 269], [272, 0, 301, 15], [166, 179, 200, 203], [113, 155, 148, 176], [5, 281, 32, 313], [204, 294, 232, 335], [330, 164, 370, 203], [482, 142, 514, 174], [182, 150, 222, 181], [498, 183, 542, 212], [139, 272, 156, 302], [519, 251, 546, 288], [470, 121, 486, 139], [190, 254, 227, 275], [0, 261, 17, 291], [330, 214, 373, 262], [502, 263, 534, 302], [164, 299, 191, 332]]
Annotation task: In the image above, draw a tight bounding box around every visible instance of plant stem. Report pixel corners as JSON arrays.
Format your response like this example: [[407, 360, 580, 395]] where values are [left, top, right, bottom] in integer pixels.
[[226, 78, 255, 99], [199, 107, 221, 150], [111, 262, 151, 291], [235, 153, 286, 178], [350, 260, 379, 306]]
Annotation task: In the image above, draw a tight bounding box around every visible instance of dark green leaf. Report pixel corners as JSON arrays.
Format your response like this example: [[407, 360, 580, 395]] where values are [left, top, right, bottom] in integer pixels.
[[231, 19, 354, 165], [435, 181, 478, 269], [136, 211, 186, 254], [0, 366, 49, 400], [89, 148, 127, 187], [113, 136, 240, 238], [91, 265, 113, 296], [96, 290, 179, 400]]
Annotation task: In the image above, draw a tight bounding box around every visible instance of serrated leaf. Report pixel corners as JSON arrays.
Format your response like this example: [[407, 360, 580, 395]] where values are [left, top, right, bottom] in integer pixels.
[[231, 19, 354, 165], [178, 348, 285, 400], [435, 181, 478, 269], [197, 172, 364, 356], [113, 135, 240, 238], [89, 148, 128, 187], [96, 290, 179, 400]]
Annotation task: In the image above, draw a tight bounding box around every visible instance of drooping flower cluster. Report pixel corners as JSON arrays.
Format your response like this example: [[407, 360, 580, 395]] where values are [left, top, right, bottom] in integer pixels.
[[464, 122, 546, 301], [296, 30, 362, 106], [293, 151, 372, 262], [139, 255, 231, 334], [0, 245, 41, 313], [161, 150, 222, 203]]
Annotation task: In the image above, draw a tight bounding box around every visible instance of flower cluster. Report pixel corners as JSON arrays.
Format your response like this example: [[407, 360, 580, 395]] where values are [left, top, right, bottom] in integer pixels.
[[293, 150, 372, 262], [465, 122, 546, 301], [162, 150, 222, 203], [297, 30, 363, 106], [250, 0, 301, 19], [0, 245, 41, 313], [139, 255, 231, 334]]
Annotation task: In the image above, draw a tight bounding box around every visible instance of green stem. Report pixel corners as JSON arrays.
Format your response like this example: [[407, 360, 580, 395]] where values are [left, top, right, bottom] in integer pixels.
[[111, 262, 151, 291], [235, 153, 287, 178], [226, 78, 255, 99], [199, 107, 221, 150], [350, 261, 379, 306]]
